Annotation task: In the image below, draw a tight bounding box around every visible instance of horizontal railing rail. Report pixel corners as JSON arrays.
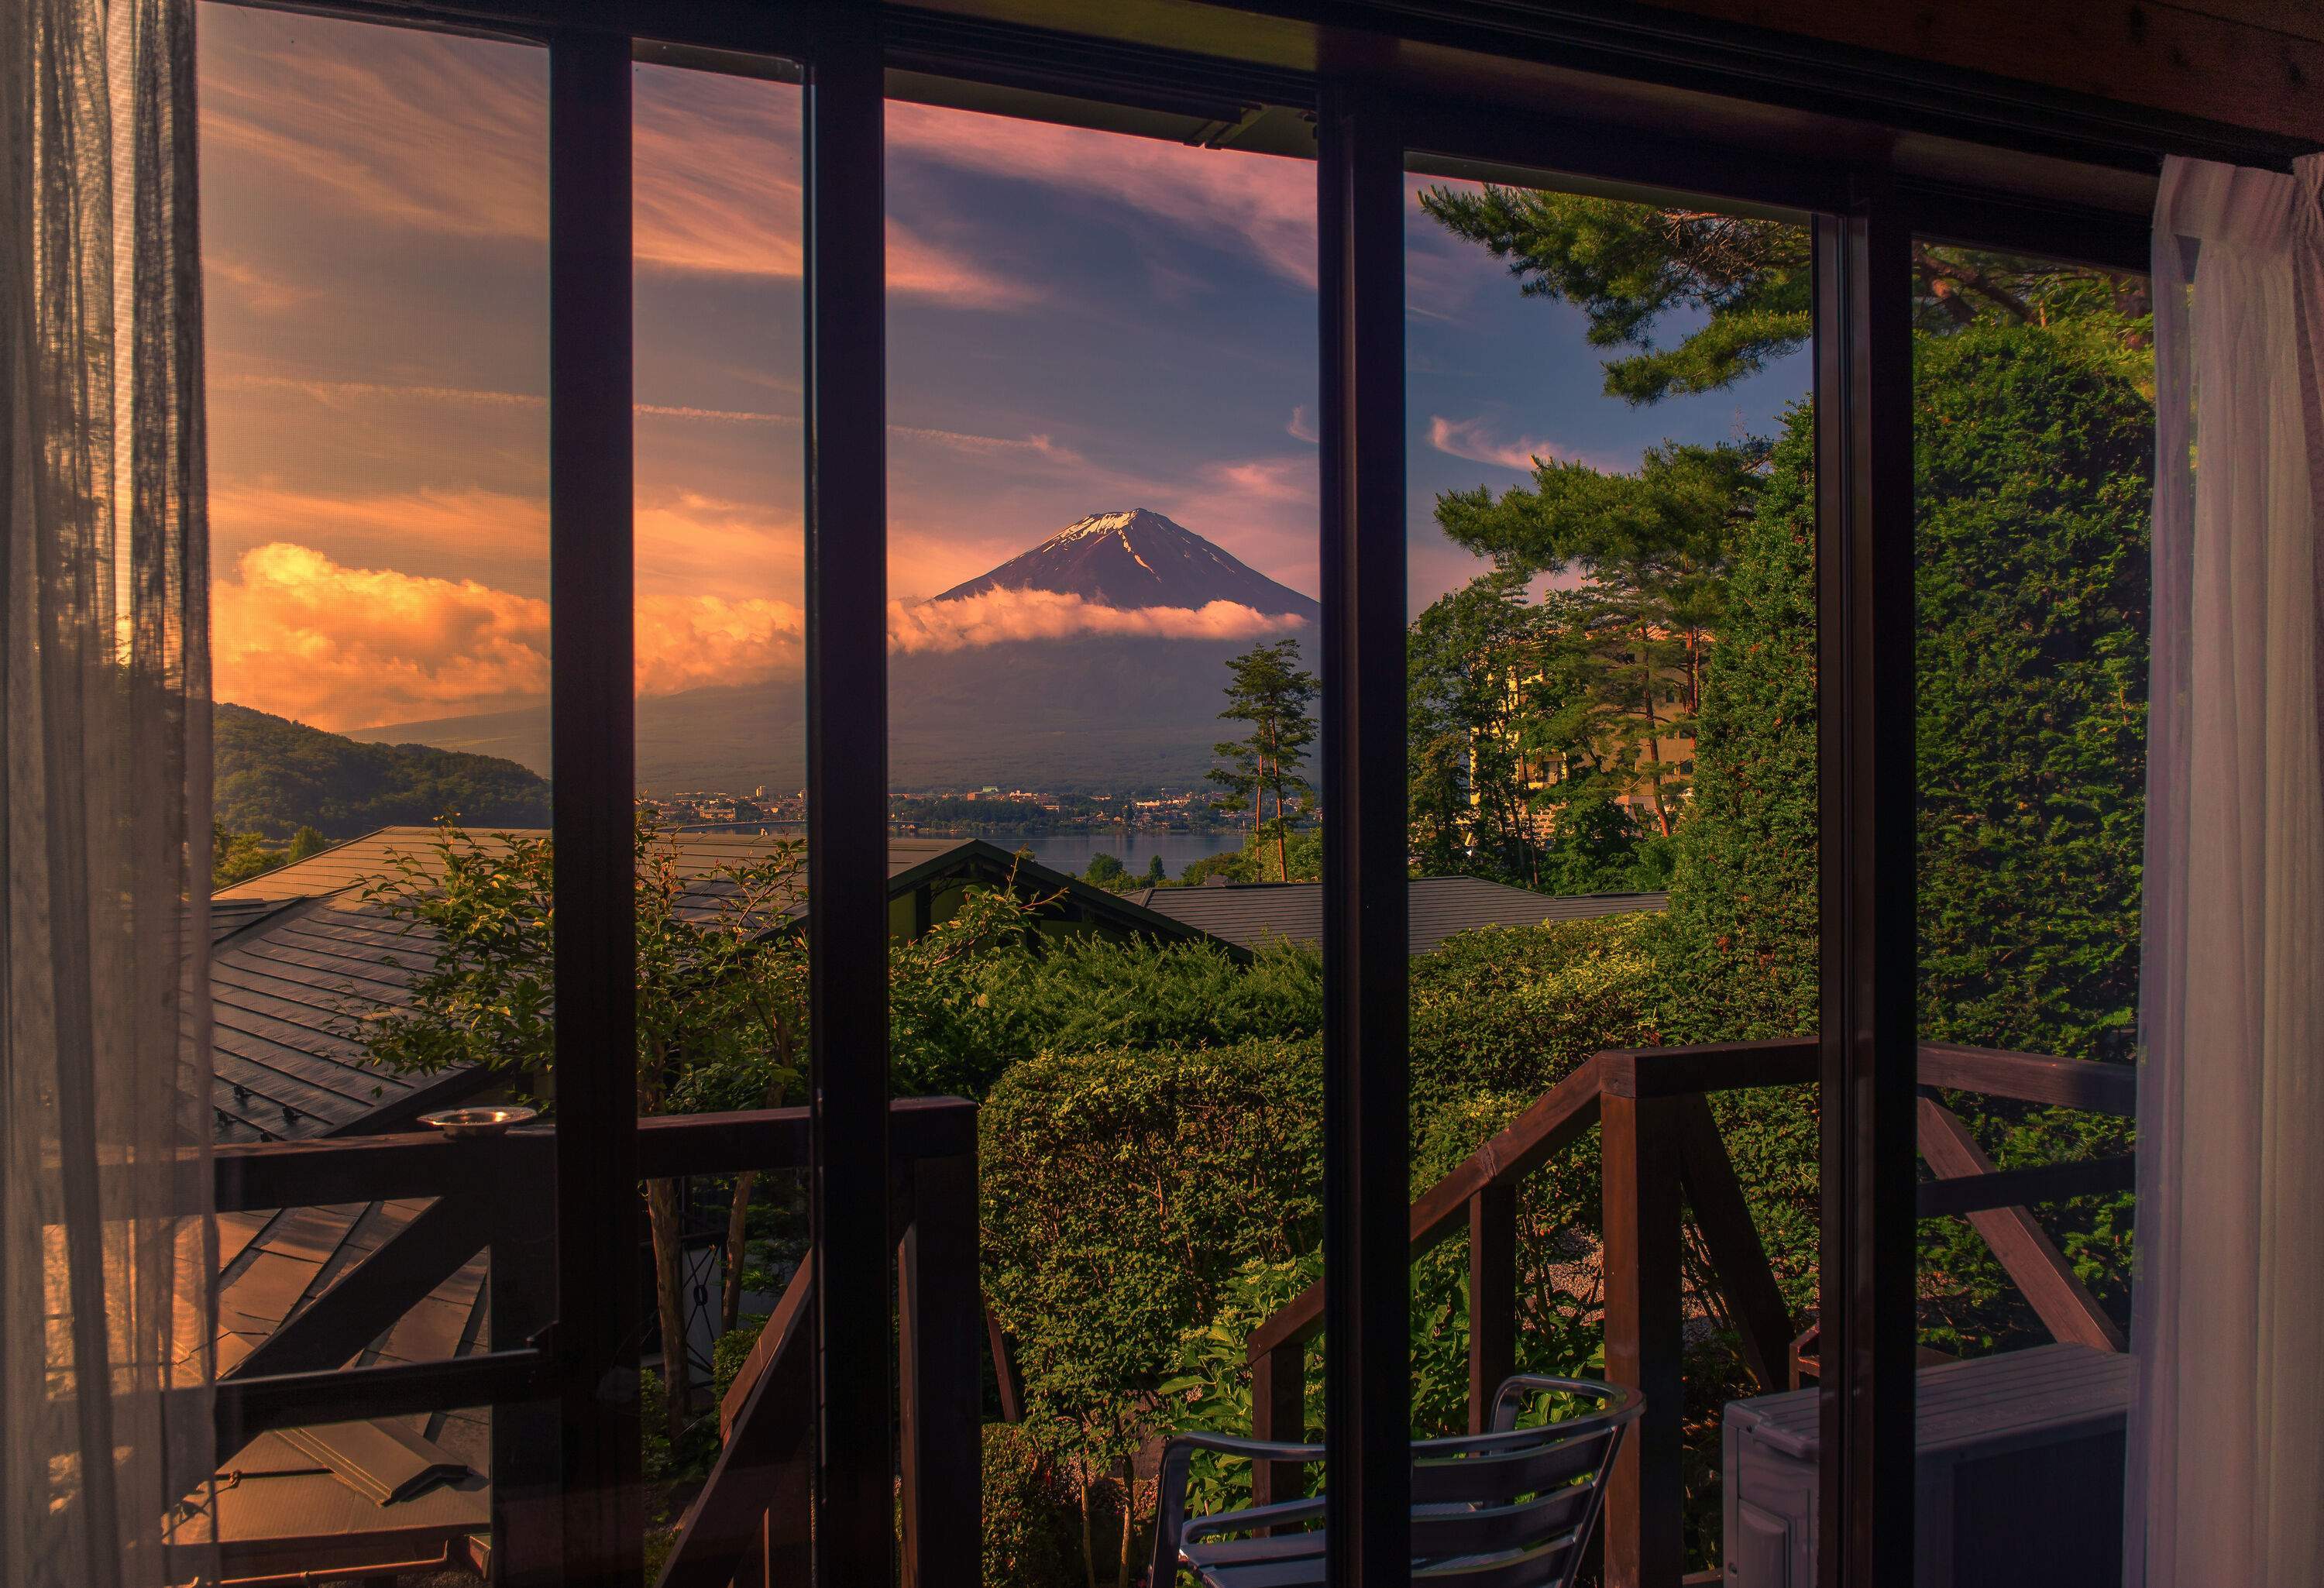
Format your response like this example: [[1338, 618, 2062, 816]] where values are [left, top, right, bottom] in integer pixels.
[[194, 1098, 982, 1588], [1243, 1038, 2137, 1588], [209, 1094, 978, 1213]]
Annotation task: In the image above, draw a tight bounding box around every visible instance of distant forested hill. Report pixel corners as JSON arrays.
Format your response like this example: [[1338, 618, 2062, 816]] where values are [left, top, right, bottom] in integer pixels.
[[216, 703, 551, 838]]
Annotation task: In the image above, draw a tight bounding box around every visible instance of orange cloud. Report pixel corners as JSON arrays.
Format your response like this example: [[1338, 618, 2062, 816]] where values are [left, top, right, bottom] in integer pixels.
[[633, 70, 1026, 304], [217, 541, 813, 729], [634, 594, 805, 696], [201, 18, 1024, 308], [215, 543, 551, 730], [1202, 456, 1315, 507], [886, 588, 1307, 654]]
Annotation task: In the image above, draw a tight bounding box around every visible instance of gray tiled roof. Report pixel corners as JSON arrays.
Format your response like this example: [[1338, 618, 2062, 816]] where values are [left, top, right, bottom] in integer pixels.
[[1129, 875, 1667, 957], [208, 897, 492, 1146]]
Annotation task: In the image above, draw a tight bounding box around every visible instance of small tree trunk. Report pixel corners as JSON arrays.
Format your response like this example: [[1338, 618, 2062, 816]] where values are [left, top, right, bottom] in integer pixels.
[[1116, 1459, 1138, 1588], [720, 1170, 756, 1333], [646, 1177, 693, 1449], [1078, 1473, 1101, 1588]]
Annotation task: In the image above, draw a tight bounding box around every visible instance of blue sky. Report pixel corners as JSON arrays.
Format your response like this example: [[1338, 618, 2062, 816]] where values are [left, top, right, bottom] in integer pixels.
[[198, 5, 1806, 734]]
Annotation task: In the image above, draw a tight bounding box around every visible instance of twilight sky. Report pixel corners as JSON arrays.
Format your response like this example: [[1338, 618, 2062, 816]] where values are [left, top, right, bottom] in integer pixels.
[[198, 6, 1807, 737]]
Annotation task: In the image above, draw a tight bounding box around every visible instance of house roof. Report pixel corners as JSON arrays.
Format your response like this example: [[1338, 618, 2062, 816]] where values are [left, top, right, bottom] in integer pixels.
[[170, 1197, 493, 1579], [1129, 875, 1668, 957], [208, 896, 493, 1145], [206, 827, 1218, 1146]]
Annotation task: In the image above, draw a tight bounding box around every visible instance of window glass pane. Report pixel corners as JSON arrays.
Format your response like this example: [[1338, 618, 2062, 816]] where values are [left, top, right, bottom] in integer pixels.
[[1911, 245, 2150, 1575], [885, 94, 1323, 1575], [627, 53, 810, 1567], [1404, 159, 1816, 1581], [198, 8, 558, 1579]]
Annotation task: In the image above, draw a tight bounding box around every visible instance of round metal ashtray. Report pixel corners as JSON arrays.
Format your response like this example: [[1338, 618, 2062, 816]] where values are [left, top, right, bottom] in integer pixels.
[[418, 1105, 538, 1139]]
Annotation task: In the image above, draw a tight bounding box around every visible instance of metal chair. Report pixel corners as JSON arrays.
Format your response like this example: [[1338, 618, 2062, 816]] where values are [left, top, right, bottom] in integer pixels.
[[1149, 1374, 1643, 1587]]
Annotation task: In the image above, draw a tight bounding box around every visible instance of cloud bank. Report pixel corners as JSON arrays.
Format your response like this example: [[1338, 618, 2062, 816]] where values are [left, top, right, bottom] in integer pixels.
[[216, 545, 1308, 730], [215, 542, 552, 730], [886, 587, 1306, 655]]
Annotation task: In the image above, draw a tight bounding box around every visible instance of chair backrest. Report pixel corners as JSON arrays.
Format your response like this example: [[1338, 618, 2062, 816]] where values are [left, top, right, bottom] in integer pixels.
[[1406, 1377, 1642, 1588]]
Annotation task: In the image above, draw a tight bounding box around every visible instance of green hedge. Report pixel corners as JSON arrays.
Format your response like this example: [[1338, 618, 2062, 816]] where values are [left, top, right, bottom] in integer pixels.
[[981, 1037, 1325, 1469]]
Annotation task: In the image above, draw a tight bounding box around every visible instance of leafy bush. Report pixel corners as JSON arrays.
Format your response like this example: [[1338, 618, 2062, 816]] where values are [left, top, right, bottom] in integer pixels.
[[982, 1038, 1325, 1472], [982, 1423, 1092, 1588], [1173, 824, 1321, 885], [1410, 915, 1666, 1115], [893, 936, 1322, 1099]]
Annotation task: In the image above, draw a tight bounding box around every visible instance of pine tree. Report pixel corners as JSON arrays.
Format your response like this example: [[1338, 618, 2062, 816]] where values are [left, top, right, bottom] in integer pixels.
[[1208, 641, 1318, 882], [1433, 443, 1757, 836], [1415, 186, 2153, 402]]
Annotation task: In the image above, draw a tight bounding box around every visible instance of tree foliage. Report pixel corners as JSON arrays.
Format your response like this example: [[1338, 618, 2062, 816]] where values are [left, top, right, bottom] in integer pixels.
[[1659, 403, 1820, 1047], [1415, 187, 2153, 402], [211, 820, 281, 889], [1433, 444, 1756, 838], [1209, 641, 1318, 882]]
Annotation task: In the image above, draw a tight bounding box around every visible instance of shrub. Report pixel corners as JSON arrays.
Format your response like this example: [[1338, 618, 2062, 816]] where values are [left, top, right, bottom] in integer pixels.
[[893, 937, 1322, 1100], [982, 1423, 1089, 1588], [1409, 915, 1666, 1115], [982, 1038, 1325, 1477]]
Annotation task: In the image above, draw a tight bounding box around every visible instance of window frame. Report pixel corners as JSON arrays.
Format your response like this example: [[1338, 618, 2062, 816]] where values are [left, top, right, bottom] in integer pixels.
[[194, 3, 2173, 1583]]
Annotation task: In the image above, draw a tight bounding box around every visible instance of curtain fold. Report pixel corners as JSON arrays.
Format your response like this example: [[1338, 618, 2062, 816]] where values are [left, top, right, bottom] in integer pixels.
[[2130, 153, 2324, 1588], [2, 2, 215, 1586]]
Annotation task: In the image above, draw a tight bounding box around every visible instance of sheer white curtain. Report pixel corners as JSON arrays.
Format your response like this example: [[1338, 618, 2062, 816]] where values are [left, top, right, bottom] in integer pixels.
[[2, 2, 215, 1586], [2129, 153, 2324, 1588]]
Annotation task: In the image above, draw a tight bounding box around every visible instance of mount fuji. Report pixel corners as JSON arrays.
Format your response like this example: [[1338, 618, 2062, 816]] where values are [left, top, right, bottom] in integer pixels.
[[936, 508, 1319, 619], [347, 511, 1317, 792]]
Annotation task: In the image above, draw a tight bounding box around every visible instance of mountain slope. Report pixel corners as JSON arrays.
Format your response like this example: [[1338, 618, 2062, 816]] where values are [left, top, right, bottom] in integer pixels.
[[933, 508, 1318, 618], [217, 703, 551, 837], [346, 510, 1315, 792], [344, 638, 1253, 793]]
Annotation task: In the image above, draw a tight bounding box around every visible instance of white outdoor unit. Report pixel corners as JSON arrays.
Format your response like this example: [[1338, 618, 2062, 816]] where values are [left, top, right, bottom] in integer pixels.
[[1721, 1342, 2133, 1588]]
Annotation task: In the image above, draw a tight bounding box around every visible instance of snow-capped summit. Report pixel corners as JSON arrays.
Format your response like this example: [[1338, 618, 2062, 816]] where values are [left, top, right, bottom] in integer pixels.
[[933, 508, 1319, 618]]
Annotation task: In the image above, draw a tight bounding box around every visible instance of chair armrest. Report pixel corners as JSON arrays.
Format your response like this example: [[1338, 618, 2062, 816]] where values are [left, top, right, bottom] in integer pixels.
[[1488, 1374, 1642, 1434], [1150, 1433, 1326, 1587], [1163, 1432, 1328, 1463]]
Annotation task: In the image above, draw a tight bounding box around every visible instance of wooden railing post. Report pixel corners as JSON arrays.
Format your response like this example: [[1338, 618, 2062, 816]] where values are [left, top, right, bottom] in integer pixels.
[[1467, 1184, 1517, 1434], [1671, 1095, 1797, 1394], [1601, 1088, 1686, 1588], [899, 1151, 982, 1588], [1249, 1337, 1305, 1509]]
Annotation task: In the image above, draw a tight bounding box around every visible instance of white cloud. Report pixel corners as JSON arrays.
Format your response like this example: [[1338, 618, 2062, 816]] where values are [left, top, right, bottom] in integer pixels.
[[886, 588, 1306, 654], [1287, 404, 1318, 444]]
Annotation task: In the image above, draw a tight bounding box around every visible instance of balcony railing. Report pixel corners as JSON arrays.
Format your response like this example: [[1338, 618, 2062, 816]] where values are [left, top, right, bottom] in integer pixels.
[[198, 1097, 982, 1588], [1243, 1038, 2136, 1588], [184, 1041, 2133, 1588]]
